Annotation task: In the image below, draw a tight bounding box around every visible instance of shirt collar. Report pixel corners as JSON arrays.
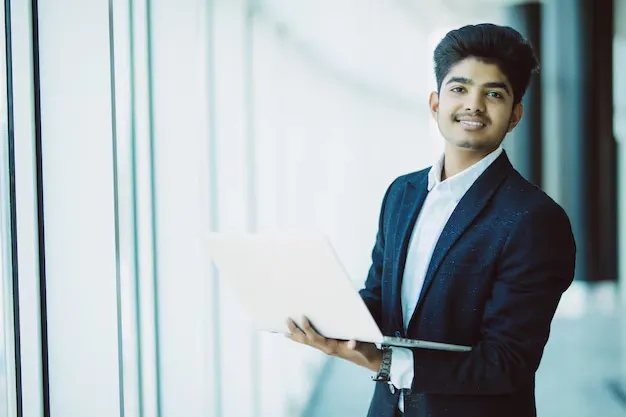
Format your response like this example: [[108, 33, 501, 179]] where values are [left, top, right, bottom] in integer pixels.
[[427, 146, 504, 199]]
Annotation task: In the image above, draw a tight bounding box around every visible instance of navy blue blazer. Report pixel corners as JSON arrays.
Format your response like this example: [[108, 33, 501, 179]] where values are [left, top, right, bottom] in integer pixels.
[[359, 151, 576, 417]]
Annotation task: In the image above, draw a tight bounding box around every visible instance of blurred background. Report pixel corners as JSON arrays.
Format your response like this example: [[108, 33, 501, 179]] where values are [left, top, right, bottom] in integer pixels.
[[0, 0, 625, 416]]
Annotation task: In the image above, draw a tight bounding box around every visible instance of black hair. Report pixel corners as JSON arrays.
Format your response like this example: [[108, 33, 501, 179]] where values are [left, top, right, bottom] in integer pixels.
[[434, 23, 539, 104]]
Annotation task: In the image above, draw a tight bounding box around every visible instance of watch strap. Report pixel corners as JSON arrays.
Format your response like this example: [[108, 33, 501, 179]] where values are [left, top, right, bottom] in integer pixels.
[[372, 345, 392, 382]]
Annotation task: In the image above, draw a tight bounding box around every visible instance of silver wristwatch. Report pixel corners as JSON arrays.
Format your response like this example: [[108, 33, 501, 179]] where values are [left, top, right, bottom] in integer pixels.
[[372, 345, 392, 382]]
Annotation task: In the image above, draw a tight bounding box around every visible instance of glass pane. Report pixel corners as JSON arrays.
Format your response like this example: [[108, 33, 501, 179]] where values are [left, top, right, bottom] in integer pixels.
[[0, 127, 12, 417], [0, 9, 13, 415], [0, 0, 15, 414]]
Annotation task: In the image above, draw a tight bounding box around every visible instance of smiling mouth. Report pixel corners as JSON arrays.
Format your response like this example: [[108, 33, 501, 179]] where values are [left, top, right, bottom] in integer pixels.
[[459, 120, 485, 127], [455, 117, 487, 129]]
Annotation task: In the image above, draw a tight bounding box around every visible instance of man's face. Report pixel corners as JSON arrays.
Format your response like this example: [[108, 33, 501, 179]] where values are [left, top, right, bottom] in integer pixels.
[[429, 57, 523, 153]]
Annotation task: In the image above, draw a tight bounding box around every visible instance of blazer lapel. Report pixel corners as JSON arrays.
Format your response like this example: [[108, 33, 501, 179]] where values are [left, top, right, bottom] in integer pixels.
[[407, 152, 514, 332], [392, 174, 429, 336]]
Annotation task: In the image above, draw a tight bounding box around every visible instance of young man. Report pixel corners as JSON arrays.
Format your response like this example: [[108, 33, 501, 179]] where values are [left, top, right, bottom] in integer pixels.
[[286, 24, 576, 417]]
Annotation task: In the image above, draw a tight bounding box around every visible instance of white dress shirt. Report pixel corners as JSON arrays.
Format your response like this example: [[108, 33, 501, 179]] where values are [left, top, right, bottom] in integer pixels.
[[387, 146, 503, 412]]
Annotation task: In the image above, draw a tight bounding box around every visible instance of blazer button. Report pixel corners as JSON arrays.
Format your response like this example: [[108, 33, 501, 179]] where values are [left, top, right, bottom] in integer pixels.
[[389, 385, 396, 394], [394, 331, 401, 337]]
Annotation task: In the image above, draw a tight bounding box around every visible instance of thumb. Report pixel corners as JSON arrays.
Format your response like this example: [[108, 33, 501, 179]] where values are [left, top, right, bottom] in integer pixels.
[[346, 340, 358, 350]]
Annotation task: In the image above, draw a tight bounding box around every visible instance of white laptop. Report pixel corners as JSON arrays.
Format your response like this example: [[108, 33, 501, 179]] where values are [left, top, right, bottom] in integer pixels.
[[204, 232, 471, 352]]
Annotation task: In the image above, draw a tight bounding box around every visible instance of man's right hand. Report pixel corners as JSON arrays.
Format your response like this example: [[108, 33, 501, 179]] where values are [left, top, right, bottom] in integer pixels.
[[285, 317, 383, 372]]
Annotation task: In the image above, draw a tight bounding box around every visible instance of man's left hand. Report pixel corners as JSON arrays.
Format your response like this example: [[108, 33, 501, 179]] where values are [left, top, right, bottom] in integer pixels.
[[286, 317, 383, 373]]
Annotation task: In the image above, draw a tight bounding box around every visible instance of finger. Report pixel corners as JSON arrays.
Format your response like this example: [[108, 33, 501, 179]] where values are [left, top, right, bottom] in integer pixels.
[[286, 319, 306, 342], [287, 318, 305, 336], [301, 317, 345, 355], [301, 317, 325, 344], [345, 340, 357, 350], [286, 318, 297, 333]]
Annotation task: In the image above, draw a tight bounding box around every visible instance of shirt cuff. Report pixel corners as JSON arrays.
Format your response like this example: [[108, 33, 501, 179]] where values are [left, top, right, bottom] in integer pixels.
[[389, 347, 414, 389]]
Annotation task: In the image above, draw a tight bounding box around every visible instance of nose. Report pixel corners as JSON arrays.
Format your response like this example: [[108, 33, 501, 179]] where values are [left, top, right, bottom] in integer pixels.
[[464, 91, 486, 113]]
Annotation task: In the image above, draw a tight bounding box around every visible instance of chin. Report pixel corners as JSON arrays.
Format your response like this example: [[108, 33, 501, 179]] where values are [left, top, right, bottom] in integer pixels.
[[450, 139, 495, 152]]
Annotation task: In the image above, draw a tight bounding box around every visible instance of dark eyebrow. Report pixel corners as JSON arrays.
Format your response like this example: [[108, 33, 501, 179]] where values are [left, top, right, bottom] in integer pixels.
[[483, 82, 510, 95], [446, 77, 511, 95], [446, 76, 473, 86]]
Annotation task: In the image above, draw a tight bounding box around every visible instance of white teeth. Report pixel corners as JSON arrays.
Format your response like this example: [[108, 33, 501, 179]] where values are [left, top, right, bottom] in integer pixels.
[[460, 121, 484, 127]]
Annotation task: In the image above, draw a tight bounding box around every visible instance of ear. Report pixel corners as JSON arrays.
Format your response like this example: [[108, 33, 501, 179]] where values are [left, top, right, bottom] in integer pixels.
[[429, 91, 439, 120], [507, 103, 524, 132]]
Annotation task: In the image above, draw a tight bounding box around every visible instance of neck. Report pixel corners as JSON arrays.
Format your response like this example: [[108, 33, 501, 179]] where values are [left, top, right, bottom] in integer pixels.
[[441, 144, 494, 181]]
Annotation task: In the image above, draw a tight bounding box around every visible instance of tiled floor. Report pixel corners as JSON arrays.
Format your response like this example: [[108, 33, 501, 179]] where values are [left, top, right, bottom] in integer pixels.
[[304, 283, 626, 417]]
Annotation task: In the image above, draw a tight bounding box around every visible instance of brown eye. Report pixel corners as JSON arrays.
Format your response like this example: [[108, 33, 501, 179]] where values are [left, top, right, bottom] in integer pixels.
[[451, 87, 465, 93]]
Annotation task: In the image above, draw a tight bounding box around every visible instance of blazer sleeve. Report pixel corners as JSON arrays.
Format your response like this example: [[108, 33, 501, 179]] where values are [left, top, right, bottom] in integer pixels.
[[408, 202, 576, 395], [358, 180, 395, 328]]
